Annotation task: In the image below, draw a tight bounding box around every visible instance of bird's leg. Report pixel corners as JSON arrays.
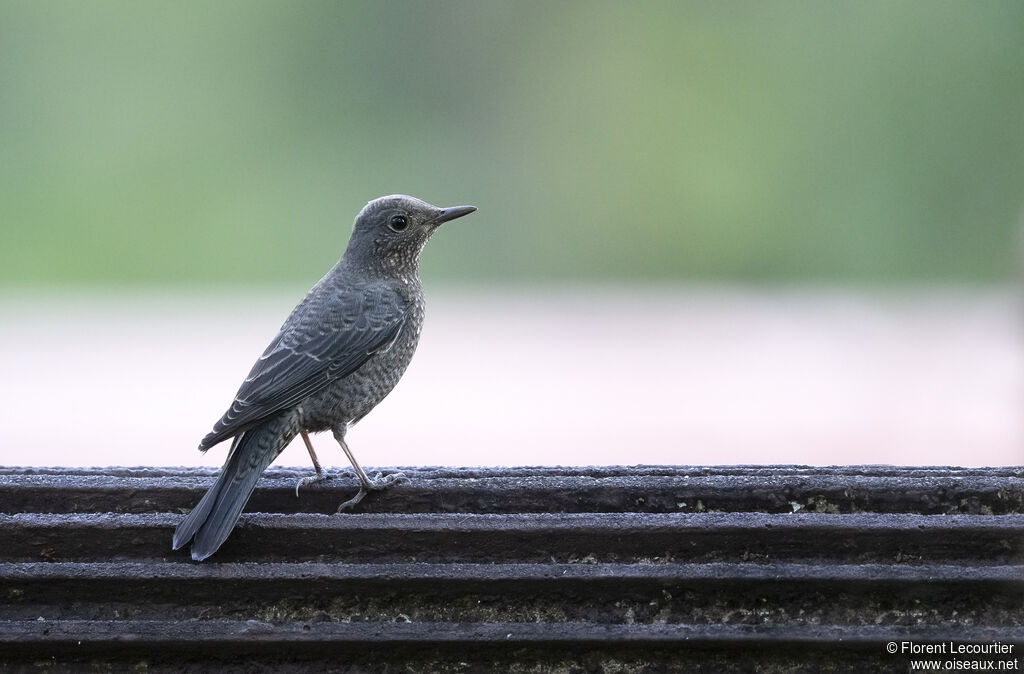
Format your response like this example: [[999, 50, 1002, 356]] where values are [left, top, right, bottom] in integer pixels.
[[332, 425, 405, 512], [294, 430, 331, 496]]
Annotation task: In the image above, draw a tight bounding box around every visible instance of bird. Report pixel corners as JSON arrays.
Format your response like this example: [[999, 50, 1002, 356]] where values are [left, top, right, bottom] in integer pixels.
[[172, 194, 476, 561]]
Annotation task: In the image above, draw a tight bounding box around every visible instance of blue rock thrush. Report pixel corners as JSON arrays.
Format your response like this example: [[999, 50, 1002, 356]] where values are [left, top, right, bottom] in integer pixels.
[[173, 195, 476, 561]]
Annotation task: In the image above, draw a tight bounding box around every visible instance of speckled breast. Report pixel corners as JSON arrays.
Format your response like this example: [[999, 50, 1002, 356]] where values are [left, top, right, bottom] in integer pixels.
[[296, 292, 426, 433]]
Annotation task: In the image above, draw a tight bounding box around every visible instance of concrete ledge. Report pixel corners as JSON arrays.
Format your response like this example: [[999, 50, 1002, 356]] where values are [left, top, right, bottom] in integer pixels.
[[1, 465, 1022, 672]]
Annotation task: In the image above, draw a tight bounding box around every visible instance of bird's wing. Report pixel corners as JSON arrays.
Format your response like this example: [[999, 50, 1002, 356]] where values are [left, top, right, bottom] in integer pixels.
[[199, 283, 410, 450]]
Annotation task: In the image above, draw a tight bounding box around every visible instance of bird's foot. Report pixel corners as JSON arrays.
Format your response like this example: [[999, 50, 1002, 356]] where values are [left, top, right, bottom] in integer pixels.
[[294, 471, 331, 497], [336, 471, 406, 512]]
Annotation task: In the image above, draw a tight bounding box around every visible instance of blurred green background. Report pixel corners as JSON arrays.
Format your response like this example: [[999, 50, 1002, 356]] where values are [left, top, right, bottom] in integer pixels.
[[1, 0, 1022, 286]]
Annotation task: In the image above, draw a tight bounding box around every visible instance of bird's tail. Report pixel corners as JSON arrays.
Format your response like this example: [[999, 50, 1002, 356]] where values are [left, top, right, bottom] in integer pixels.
[[173, 418, 293, 561]]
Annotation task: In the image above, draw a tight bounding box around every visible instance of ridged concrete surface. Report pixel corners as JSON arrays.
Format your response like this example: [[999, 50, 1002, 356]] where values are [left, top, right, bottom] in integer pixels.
[[1, 465, 1021, 672]]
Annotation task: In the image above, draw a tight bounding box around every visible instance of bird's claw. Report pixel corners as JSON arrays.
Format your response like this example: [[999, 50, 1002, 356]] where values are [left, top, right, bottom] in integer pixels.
[[368, 471, 406, 489], [335, 471, 406, 512], [294, 471, 330, 497], [335, 488, 369, 512]]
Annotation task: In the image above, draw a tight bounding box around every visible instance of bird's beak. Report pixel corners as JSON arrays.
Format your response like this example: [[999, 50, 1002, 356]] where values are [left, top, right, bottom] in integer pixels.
[[433, 205, 477, 225]]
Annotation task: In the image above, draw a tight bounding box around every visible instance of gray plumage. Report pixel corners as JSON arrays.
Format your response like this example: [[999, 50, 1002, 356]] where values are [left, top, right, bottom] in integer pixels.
[[173, 195, 476, 561]]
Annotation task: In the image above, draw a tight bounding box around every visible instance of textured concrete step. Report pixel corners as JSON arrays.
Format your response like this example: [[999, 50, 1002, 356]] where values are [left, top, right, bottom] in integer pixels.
[[0, 465, 1021, 672]]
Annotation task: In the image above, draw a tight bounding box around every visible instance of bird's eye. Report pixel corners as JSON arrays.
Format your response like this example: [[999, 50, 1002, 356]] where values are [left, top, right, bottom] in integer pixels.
[[389, 215, 408, 232]]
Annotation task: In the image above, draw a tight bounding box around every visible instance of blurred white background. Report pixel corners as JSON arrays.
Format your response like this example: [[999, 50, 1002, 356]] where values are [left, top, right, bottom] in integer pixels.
[[1, 285, 1019, 469]]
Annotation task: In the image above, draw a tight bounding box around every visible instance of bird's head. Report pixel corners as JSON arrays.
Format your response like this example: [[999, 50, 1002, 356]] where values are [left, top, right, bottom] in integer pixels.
[[343, 194, 476, 274]]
